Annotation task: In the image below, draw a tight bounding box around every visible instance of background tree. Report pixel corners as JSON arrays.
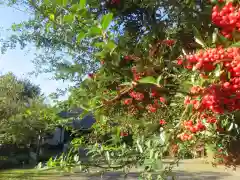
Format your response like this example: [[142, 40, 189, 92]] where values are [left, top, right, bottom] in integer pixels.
[[0, 72, 60, 145]]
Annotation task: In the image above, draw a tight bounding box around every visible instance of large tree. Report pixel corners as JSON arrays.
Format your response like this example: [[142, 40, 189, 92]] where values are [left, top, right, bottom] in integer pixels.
[[0, 72, 40, 123], [0, 0, 212, 82], [0, 72, 59, 145]]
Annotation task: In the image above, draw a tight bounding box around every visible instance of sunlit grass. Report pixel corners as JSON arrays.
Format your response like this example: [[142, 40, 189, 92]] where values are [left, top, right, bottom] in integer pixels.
[[0, 168, 67, 180]]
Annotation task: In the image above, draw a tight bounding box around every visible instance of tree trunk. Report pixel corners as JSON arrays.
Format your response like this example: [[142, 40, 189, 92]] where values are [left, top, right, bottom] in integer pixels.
[[36, 132, 42, 163]]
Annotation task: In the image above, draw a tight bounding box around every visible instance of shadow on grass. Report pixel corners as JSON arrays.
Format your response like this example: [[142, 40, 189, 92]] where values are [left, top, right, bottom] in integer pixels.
[[83, 170, 231, 180], [0, 169, 232, 180]]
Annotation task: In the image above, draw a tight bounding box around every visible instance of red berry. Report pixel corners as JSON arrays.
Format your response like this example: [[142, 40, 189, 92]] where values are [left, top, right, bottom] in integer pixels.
[[120, 132, 128, 137], [124, 55, 131, 61], [146, 104, 157, 113], [159, 97, 166, 104], [150, 89, 158, 97], [177, 58, 183, 65], [88, 73, 94, 78], [162, 39, 176, 46], [111, 0, 120, 5], [123, 98, 133, 105], [159, 119, 166, 125]]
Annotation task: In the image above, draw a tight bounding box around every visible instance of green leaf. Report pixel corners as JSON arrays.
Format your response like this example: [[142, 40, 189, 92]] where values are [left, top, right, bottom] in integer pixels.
[[144, 158, 153, 166], [94, 42, 105, 48], [153, 159, 163, 170], [99, 114, 107, 123], [230, 42, 240, 47], [49, 14, 55, 21], [228, 122, 234, 131], [70, 4, 79, 11], [212, 31, 217, 44], [79, 104, 90, 111], [149, 149, 154, 159], [95, 50, 106, 58], [138, 76, 156, 84], [63, 14, 74, 23], [154, 152, 159, 160], [145, 140, 151, 148], [193, 26, 206, 48], [79, 0, 86, 9], [63, 0, 68, 6], [157, 75, 162, 85], [186, 103, 193, 115], [159, 131, 165, 145], [170, 103, 178, 106], [76, 32, 85, 43], [214, 64, 221, 77], [73, 155, 79, 162], [105, 41, 117, 54], [137, 140, 143, 153], [89, 27, 102, 36], [217, 33, 228, 45], [56, 0, 68, 6], [26, 109, 32, 115], [101, 13, 113, 30], [105, 151, 110, 162], [119, 82, 132, 86], [228, 71, 231, 80], [45, 22, 52, 33], [182, 48, 187, 55]]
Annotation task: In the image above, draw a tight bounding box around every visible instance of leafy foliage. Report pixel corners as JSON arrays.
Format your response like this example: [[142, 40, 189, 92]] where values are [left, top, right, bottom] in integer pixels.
[[0, 72, 60, 144], [2, 0, 240, 179]]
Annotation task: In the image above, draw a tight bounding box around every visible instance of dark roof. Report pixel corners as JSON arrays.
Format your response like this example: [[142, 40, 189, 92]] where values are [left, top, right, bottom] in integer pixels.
[[73, 114, 96, 129], [57, 108, 83, 118], [57, 108, 96, 130]]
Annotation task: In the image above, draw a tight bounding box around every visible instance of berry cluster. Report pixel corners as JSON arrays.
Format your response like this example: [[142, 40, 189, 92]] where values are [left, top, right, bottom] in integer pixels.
[[180, 47, 240, 72], [161, 39, 176, 46], [180, 46, 240, 114], [129, 91, 144, 101], [206, 116, 217, 124], [177, 133, 193, 141], [178, 118, 210, 142], [211, 2, 240, 38], [145, 92, 167, 113], [190, 86, 203, 94], [146, 104, 157, 113], [131, 66, 144, 81], [178, 47, 240, 142], [201, 82, 240, 113], [183, 120, 206, 133], [185, 79, 240, 114], [122, 88, 167, 114]]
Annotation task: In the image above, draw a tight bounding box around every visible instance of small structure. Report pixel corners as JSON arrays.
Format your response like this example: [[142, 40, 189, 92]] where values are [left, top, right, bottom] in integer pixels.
[[42, 108, 96, 153]]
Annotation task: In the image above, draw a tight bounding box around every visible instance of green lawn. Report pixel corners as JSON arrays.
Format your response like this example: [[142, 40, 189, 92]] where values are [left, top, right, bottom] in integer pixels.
[[0, 169, 56, 180]]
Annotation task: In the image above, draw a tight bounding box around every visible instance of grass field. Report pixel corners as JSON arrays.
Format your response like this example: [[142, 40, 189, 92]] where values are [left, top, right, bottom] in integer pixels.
[[0, 159, 240, 180]]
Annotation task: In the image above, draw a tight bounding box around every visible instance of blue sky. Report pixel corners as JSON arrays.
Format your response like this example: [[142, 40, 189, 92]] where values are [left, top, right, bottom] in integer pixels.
[[0, 5, 69, 100]]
